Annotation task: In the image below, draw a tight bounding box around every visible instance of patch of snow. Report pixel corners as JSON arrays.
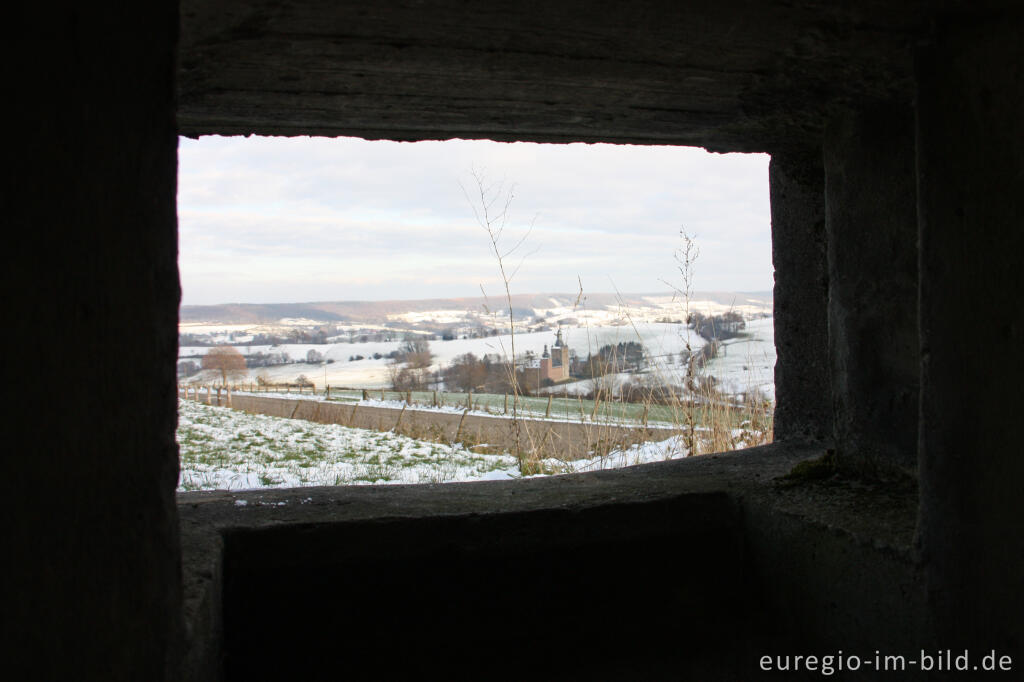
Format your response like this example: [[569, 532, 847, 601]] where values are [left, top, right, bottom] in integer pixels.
[[175, 399, 716, 493]]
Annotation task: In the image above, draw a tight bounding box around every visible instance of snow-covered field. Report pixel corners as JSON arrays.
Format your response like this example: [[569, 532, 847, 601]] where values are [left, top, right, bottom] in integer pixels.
[[534, 317, 775, 401], [176, 399, 691, 492], [180, 317, 776, 399], [702, 316, 775, 400]]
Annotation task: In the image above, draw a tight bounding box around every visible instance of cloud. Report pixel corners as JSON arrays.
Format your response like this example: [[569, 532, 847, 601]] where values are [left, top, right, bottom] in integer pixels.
[[177, 136, 771, 305]]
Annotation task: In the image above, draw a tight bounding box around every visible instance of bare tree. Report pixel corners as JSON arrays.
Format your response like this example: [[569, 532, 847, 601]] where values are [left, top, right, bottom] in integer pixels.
[[177, 360, 200, 378], [461, 168, 535, 413], [460, 167, 542, 470], [397, 333, 433, 369], [201, 345, 247, 385]]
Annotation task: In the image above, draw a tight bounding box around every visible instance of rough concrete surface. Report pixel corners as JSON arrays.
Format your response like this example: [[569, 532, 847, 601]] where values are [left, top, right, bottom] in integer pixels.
[[824, 104, 920, 478], [5, 4, 183, 681], [916, 13, 1024, 655], [177, 443, 922, 680], [769, 149, 832, 444], [177, 0, 930, 151]]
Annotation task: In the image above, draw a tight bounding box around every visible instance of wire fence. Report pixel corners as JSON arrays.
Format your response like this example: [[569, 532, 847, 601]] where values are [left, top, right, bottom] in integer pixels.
[[181, 381, 770, 432]]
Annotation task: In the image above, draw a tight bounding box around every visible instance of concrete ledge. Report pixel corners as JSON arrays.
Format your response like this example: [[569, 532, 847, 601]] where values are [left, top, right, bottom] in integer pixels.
[[178, 442, 922, 680]]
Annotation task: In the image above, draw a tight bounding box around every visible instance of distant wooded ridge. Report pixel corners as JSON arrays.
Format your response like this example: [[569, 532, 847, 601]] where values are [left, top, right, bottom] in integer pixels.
[[180, 291, 773, 324]]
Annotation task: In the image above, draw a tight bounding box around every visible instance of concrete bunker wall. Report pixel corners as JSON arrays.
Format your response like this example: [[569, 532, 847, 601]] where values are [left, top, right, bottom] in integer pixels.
[[8, 1, 1024, 680]]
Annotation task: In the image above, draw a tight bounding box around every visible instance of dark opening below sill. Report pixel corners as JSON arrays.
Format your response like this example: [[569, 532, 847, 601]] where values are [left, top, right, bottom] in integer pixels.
[[177, 442, 921, 681]]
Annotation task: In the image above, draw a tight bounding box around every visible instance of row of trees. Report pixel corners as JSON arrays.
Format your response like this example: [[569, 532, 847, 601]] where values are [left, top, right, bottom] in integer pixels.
[[180, 326, 340, 347], [179, 344, 337, 384], [441, 353, 519, 393], [389, 348, 548, 394], [687, 311, 746, 341], [249, 328, 334, 345], [386, 335, 435, 390], [569, 341, 646, 379], [246, 350, 292, 368], [434, 341, 651, 395], [188, 328, 716, 396]]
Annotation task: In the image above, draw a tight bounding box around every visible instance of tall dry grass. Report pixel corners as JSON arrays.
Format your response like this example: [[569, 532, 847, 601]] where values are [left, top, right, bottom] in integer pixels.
[[462, 205, 773, 473]]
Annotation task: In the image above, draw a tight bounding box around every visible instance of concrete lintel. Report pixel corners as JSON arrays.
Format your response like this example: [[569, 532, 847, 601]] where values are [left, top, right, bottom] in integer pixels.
[[176, 0, 936, 150]]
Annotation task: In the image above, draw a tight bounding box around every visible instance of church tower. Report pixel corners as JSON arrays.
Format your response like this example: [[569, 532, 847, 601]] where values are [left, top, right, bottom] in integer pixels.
[[539, 328, 569, 382]]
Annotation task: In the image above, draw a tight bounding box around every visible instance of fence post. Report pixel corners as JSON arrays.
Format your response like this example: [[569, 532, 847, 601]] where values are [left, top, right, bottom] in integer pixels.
[[545, 394, 552, 419], [504, 393, 508, 414], [433, 390, 438, 408], [467, 390, 472, 410], [455, 408, 469, 444], [406, 390, 411, 405], [362, 389, 368, 401], [381, 388, 385, 401], [393, 403, 407, 433]]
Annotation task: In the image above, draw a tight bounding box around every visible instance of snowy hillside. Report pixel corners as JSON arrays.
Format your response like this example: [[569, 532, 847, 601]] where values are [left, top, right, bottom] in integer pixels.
[[179, 291, 774, 397]]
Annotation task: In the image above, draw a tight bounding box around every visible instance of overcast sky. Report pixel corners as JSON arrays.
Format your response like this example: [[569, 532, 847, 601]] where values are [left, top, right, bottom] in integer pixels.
[[177, 136, 771, 306]]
